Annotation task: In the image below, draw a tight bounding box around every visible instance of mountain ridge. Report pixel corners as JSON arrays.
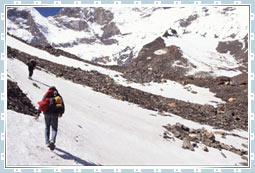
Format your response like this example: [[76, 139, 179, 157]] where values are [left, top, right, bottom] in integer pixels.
[[7, 6, 248, 71]]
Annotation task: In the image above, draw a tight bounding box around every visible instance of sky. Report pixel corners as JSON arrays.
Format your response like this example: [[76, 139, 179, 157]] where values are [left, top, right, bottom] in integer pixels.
[[34, 7, 169, 17], [34, 7, 63, 17]]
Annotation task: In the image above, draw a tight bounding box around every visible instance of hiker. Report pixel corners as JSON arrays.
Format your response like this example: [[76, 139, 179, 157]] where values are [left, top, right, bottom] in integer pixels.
[[27, 59, 37, 79], [170, 28, 178, 37], [35, 86, 65, 149]]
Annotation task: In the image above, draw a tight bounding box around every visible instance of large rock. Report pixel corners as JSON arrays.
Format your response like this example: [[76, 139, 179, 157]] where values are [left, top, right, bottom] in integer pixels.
[[231, 73, 248, 86], [182, 137, 194, 151]]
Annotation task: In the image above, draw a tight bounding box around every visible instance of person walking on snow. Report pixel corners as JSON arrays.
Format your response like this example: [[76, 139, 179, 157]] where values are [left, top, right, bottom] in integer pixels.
[[35, 86, 65, 150], [27, 59, 37, 79]]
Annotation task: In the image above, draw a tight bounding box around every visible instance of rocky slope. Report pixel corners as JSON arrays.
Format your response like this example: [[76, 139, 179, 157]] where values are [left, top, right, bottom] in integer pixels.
[[163, 123, 248, 165], [7, 46, 248, 131], [7, 79, 37, 116]]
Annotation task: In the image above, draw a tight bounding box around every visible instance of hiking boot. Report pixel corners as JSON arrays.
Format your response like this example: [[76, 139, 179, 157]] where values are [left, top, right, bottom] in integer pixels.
[[49, 141, 56, 151]]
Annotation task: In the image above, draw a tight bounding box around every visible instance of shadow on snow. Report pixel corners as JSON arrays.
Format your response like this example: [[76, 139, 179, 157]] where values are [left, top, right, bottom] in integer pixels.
[[31, 78, 51, 88], [54, 147, 101, 166]]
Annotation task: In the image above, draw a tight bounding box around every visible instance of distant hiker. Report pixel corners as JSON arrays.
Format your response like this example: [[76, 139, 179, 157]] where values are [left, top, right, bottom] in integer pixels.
[[170, 28, 178, 37], [35, 86, 65, 150], [27, 59, 36, 79]]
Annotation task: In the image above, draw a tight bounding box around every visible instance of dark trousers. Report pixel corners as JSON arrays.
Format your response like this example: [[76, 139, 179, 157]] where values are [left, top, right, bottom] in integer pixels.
[[29, 69, 33, 77], [44, 113, 58, 144]]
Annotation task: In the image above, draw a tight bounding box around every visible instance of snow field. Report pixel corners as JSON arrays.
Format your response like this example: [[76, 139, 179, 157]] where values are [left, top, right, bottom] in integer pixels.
[[7, 57, 247, 166]]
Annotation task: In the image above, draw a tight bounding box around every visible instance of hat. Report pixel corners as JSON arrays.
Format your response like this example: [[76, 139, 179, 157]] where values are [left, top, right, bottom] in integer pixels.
[[49, 86, 57, 91]]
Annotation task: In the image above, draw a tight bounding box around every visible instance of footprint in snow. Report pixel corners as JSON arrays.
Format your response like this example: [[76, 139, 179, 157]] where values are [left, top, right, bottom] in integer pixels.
[[75, 136, 79, 142]]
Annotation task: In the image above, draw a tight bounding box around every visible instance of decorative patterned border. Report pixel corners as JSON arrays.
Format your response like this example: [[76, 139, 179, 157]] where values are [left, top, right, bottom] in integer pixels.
[[0, 0, 254, 172]]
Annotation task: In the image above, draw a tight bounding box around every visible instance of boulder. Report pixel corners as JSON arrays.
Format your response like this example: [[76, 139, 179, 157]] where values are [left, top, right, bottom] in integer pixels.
[[228, 98, 236, 102], [182, 137, 194, 151], [202, 146, 209, 152], [168, 103, 177, 108], [231, 73, 248, 86]]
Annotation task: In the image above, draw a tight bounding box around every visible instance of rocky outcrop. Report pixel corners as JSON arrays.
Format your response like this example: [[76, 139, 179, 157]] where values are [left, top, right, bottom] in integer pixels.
[[163, 123, 248, 165], [7, 8, 48, 45], [101, 22, 120, 40], [179, 14, 199, 27], [123, 37, 194, 83], [55, 7, 120, 44], [216, 35, 248, 69], [231, 73, 248, 85], [54, 8, 90, 31], [56, 7, 84, 18], [94, 8, 114, 25], [7, 79, 37, 116]]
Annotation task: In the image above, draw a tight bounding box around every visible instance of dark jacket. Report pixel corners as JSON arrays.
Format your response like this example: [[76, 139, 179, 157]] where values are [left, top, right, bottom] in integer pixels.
[[47, 94, 65, 114], [27, 61, 36, 71]]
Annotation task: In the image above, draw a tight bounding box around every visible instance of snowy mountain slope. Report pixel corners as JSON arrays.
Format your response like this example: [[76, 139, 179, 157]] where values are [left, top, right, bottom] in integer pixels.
[[7, 6, 249, 69], [7, 35, 224, 106], [7, 58, 247, 166], [6, 6, 249, 166], [161, 6, 249, 77], [161, 33, 245, 77], [7, 7, 50, 44]]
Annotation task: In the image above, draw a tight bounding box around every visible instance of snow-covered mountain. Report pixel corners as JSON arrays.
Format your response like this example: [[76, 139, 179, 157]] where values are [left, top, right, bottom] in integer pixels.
[[6, 6, 249, 166], [7, 6, 248, 75]]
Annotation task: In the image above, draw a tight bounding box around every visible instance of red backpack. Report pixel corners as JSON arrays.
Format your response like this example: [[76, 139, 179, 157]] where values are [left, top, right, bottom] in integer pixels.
[[37, 90, 54, 113]]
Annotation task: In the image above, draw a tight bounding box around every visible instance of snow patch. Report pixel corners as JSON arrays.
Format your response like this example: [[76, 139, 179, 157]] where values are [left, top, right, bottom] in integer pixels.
[[154, 49, 167, 55], [163, 33, 242, 77]]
